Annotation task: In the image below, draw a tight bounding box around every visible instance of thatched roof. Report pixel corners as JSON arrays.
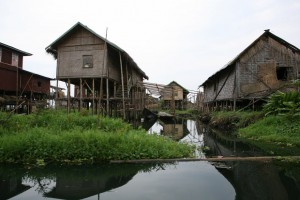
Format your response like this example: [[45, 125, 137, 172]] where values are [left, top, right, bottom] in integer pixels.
[[200, 30, 300, 87], [45, 22, 148, 80], [168, 81, 189, 94]]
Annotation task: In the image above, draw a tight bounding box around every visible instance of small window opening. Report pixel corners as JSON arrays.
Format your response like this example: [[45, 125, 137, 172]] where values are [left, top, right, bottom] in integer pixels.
[[38, 81, 42, 87], [276, 67, 289, 81], [83, 55, 93, 68]]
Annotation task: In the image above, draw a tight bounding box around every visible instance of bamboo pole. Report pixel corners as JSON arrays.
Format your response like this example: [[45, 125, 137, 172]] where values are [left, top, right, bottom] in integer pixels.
[[106, 78, 109, 116], [16, 66, 19, 113], [67, 79, 71, 114], [92, 79, 95, 114], [56, 79, 58, 109], [119, 52, 126, 119], [79, 78, 82, 112]]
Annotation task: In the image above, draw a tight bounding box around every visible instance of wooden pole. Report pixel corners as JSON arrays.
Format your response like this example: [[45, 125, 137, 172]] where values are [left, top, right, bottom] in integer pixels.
[[92, 78, 95, 115], [171, 86, 175, 115], [110, 156, 300, 164], [16, 66, 19, 113], [125, 62, 129, 98], [56, 79, 59, 109], [119, 52, 126, 119], [79, 78, 82, 112], [106, 78, 109, 116], [67, 79, 71, 114]]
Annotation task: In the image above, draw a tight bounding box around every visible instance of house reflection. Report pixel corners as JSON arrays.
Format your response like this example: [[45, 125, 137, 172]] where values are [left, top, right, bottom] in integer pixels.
[[42, 164, 160, 199], [142, 117, 190, 141], [0, 172, 30, 199], [195, 121, 300, 200], [159, 118, 190, 141]]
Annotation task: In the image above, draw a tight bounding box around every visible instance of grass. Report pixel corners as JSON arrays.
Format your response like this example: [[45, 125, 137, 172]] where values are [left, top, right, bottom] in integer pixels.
[[239, 115, 300, 147], [209, 111, 264, 131], [0, 110, 194, 165], [206, 111, 300, 156]]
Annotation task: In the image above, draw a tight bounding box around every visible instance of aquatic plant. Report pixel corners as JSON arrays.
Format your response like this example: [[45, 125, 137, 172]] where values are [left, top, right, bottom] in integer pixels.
[[0, 110, 193, 165]]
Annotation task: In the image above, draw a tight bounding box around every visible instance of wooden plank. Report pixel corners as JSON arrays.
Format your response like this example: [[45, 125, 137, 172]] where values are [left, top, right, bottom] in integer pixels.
[[110, 156, 300, 164]]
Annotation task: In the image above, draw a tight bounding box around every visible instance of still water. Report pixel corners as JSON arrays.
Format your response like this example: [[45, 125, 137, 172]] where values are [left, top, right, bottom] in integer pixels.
[[1, 119, 300, 200]]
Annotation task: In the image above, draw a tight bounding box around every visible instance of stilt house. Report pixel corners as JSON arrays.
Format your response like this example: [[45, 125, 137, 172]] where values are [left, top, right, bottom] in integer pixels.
[[200, 30, 300, 111], [0, 42, 51, 112], [45, 22, 149, 118], [161, 81, 189, 110]]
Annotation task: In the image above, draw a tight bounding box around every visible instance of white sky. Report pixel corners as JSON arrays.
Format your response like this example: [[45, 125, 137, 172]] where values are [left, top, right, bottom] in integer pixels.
[[1, 0, 300, 92]]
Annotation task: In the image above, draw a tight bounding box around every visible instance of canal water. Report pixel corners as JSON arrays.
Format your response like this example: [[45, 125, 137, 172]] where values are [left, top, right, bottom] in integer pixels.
[[1, 119, 300, 200]]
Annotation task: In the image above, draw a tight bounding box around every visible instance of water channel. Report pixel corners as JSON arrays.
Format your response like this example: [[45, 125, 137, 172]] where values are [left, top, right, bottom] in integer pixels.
[[1, 119, 300, 199]]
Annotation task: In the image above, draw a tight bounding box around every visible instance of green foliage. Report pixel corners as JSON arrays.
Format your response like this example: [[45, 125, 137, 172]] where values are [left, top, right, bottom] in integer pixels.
[[210, 111, 264, 130], [0, 110, 193, 165], [263, 91, 300, 116], [239, 115, 300, 154]]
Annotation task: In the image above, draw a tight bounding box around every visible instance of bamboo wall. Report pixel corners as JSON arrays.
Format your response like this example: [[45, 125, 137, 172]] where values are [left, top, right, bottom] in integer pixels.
[[57, 27, 107, 79], [203, 34, 300, 108]]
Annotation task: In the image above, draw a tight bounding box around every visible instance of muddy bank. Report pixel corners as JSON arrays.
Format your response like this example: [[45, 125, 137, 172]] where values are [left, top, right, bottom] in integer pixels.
[[198, 111, 264, 132]]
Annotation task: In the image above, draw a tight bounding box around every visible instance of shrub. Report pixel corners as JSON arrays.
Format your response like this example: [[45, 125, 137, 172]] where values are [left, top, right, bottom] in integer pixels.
[[263, 91, 300, 116]]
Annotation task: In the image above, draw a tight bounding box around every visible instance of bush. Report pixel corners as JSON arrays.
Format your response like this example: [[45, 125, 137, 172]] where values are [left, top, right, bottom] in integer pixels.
[[0, 110, 194, 165], [263, 91, 300, 116]]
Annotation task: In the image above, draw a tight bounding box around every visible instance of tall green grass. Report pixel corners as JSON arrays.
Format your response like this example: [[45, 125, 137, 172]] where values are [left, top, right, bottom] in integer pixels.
[[0, 110, 193, 165], [210, 111, 264, 130], [239, 115, 300, 146]]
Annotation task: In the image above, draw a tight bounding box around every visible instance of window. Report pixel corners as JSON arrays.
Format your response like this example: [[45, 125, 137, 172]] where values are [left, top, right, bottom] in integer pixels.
[[0, 48, 2, 62], [38, 81, 42, 87], [83, 55, 93, 68], [12, 53, 19, 66], [276, 67, 293, 81]]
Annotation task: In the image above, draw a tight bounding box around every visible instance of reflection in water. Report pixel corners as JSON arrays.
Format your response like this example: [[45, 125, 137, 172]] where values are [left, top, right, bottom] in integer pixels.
[[216, 161, 300, 200], [1, 119, 300, 199], [143, 118, 300, 200], [2, 164, 165, 200], [1, 162, 237, 200]]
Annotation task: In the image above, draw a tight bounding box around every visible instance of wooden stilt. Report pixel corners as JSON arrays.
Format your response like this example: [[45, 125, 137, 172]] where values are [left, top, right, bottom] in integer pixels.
[[92, 79, 95, 114], [67, 79, 71, 114], [119, 52, 126, 119], [106, 78, 109, 116], [56, 79, 59, 109], [79, 78, 82, 112]]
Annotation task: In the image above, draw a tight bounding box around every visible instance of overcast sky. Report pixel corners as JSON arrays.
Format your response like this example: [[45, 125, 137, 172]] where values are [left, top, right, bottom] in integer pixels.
[[1, 0, 300, 92]]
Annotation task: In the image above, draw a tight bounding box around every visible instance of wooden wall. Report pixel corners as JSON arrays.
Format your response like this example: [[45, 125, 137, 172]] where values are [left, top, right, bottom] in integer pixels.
[[203, 35, 300, 104], [57, 27, 107, 79], [203, 66, 235, 103]]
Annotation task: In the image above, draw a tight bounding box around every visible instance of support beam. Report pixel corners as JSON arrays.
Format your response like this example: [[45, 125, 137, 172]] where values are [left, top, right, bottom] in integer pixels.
[[106, 78, 109, 116], [92, 79, 95, 114], [119, 52, 126, 119], [79, 78, 82, 112], [67, 79, 71, 114]]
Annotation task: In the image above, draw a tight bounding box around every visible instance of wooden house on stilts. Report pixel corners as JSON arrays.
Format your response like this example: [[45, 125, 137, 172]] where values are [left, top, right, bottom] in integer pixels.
[[200, 30, 300, 111], [0, 42, 51, 113], [160, 81, 189, 110], [46, 22, 149, 119]]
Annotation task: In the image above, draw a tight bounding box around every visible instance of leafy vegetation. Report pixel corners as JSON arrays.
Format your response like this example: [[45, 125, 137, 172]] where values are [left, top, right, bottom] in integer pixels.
[[238, 88, 300, 155], [239, 115, 300, 147], [209, 111, 264, 131], [0, 110, 194, 165], [263, 91, 300, 116]]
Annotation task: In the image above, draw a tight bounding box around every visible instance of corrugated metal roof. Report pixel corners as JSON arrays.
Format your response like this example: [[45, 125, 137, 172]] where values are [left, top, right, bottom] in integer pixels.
[[0, 64, 52, 80], [0, 42, 32, 56], [45, 22, 148, 79]]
